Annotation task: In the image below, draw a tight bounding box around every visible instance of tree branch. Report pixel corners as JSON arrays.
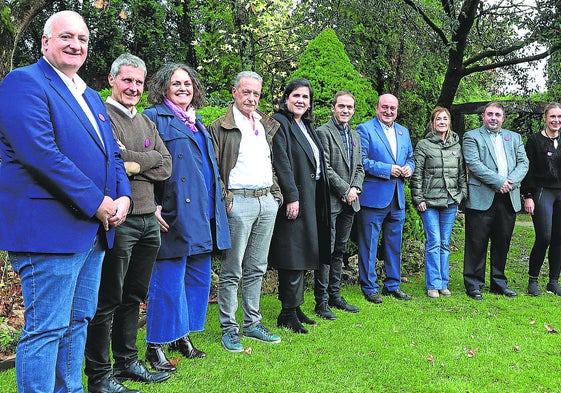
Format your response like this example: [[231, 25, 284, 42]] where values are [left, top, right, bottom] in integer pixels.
[[402, 0, 449, 46], [464, 44, 561, 75]]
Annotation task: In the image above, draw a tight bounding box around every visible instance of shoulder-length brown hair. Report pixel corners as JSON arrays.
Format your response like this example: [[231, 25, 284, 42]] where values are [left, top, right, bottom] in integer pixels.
[[147, 63, 206, 109]]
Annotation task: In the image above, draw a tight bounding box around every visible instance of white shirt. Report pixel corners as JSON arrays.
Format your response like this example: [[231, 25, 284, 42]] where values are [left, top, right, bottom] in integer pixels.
[[106, 96, 137, 118], [489, 130, 508, 178], [44, 57, 104, 147], [381, 122, 397, 159], [297, 120, 321, 180], [228, 106, 274, 189]]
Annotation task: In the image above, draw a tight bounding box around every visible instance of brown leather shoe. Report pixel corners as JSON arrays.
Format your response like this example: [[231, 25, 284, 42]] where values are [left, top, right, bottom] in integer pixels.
[[169, 336, 206, 358], [146, 343, 177, 373]]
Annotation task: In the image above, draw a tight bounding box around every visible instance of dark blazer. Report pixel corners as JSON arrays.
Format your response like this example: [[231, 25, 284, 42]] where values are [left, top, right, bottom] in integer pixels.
[[143, 104, 231, 259], [356, 117, 415, 209], [463, 126, 528, 212], [269, 112, 331, 270], [0, 57, 131, 253], [316, 117, 364, 213]]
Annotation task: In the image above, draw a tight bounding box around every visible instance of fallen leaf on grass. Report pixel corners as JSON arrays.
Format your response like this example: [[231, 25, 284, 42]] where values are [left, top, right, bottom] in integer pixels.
[[170, 358, 181, 366], [427, 354, 434, 363], [464, 347, 479, 358], [244, 347, 253, 355], [513, 346, 520, 352], [529, 318, 536, 325], [545, 324, 559, 334]]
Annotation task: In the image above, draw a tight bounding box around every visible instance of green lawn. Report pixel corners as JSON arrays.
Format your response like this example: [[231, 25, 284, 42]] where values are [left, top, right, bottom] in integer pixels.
[[2, 214, 561, 393]]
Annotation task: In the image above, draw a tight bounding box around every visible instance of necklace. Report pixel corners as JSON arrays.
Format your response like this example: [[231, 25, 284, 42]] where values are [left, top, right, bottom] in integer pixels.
[[544, 129, 559, 149]]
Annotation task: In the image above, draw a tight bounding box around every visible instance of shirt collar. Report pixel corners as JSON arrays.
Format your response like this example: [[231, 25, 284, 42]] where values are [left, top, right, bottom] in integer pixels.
[[106, 96, 137, 118], [43, 56, 87, 95]]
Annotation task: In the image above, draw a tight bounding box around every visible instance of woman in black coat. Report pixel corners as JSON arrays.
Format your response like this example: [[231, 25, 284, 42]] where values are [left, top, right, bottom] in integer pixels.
[[270, 78, 331, 333]]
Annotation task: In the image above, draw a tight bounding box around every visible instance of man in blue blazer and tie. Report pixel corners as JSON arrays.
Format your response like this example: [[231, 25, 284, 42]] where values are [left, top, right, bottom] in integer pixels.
[[0, 11, 131, 392], [356, 94, 415, 303], [462, 102, 528, 300]]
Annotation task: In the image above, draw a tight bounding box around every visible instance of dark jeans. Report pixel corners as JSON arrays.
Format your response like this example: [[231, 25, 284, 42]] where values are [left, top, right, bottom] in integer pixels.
[[314, 204, 356, 303], [85, 214, 160, 382], [528, 187, 561, 280], [463, 194, 515, 292]]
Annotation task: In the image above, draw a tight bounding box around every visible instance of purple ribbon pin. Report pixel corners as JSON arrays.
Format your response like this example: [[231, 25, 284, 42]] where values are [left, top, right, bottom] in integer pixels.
[[145, 139, 150, 147], [98, 113, 106, 122], [548, 151, 553, 157], [504, 136, 511, 141], [353, 141, 357, 147], [452, 151, 457, 156], [398, 131, 403, 135]]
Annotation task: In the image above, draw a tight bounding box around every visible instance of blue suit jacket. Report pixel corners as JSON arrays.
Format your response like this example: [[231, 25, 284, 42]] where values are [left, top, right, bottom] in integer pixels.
[[463, 126, 528, 212], [0, 58, 131, 253], [356, 117, 414, 209]]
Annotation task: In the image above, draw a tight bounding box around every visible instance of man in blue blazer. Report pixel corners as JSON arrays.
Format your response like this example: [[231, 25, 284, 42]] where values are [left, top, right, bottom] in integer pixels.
[[356, 94, 415, 303], [462, 102, 528, 300], [0, 11, 131, 392]]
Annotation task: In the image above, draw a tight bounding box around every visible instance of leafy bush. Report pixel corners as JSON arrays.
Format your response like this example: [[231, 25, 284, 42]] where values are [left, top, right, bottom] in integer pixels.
[[291, 29, 378, 126]]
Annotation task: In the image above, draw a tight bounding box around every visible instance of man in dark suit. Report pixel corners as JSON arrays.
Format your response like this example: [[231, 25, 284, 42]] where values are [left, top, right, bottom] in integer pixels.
[[356, 94, 415, 303], [0, 11, 131, 392], [462, 102, 528, 300], [314, 91, 364, 319]]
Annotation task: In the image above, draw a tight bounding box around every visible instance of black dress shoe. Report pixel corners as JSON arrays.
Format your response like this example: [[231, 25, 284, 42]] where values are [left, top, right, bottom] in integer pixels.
[[382, 287, 412, 300], [490, 287, 518, 298], [314, 302, 336, 320], [169, 335, 206, 358], [466, 289, 483, 300], [364, 292, 383, 304], [146, 343, 177, 373], [296, 306, 316, 325], [88, 375, 140, 393], [113, 359, 170, 384], [277, 309, 308, 334], [329, 297, 359, 312]]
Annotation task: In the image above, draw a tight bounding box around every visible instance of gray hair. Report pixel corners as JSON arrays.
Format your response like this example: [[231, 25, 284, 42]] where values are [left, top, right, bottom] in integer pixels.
[[43, 11, 85, 38], [233, 71, 262, 88], [110, 53, 146, 78], [147, 62, 206, 109]]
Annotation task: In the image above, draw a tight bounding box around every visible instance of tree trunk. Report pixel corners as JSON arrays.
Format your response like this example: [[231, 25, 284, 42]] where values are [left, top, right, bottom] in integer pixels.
[[0, 0, 55, 81]]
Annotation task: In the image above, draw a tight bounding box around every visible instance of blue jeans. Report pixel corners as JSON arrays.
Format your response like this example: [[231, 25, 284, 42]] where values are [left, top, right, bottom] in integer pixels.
[[358, 195, 405, 294], [10, 237, 105, 393], [218, 193, 277, 333], [420, 204, 457, 290]]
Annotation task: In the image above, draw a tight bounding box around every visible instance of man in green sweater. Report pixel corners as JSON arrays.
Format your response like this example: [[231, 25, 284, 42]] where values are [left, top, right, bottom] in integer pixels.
[[85, 53, 173, 393]]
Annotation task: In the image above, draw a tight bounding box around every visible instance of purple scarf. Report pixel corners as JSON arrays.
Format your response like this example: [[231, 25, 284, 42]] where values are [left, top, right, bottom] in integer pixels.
[[163, 97, 198, 132]]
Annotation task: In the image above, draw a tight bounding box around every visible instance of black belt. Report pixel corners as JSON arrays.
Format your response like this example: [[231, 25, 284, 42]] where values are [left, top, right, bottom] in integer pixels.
[[231, 188, 270, 197]]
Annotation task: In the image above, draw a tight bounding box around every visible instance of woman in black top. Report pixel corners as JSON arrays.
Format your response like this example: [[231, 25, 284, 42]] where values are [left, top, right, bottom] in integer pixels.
[[522, 102, 561, 296]]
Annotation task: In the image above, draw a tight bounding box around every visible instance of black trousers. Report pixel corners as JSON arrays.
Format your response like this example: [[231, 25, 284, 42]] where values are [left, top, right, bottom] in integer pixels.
[[528, 187, 561, 280], [277, 269, 306, 309], [85, 214, 161, 382], [463, 194, 515, 292]]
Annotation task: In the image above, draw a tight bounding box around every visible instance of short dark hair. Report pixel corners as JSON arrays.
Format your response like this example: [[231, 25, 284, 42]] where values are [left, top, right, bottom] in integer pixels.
[[483, 101, 505, 114], [277, 78, 315, 122], [331, 90, 355, 107], [147, 63, 206, 109]]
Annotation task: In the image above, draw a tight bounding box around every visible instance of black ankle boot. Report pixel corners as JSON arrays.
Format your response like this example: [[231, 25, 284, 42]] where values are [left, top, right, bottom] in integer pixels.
[[277, 308, 308, 334], [169, 335, 206, 358], [546, 280, 561, 296], [146, 343, 177, 373], [527, 276, 540, 296], [296, 306, 316, 325]]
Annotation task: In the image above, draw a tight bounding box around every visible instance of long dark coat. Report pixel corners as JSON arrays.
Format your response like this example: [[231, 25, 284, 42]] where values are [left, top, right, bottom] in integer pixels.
[[269, 112, 331, 270]]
